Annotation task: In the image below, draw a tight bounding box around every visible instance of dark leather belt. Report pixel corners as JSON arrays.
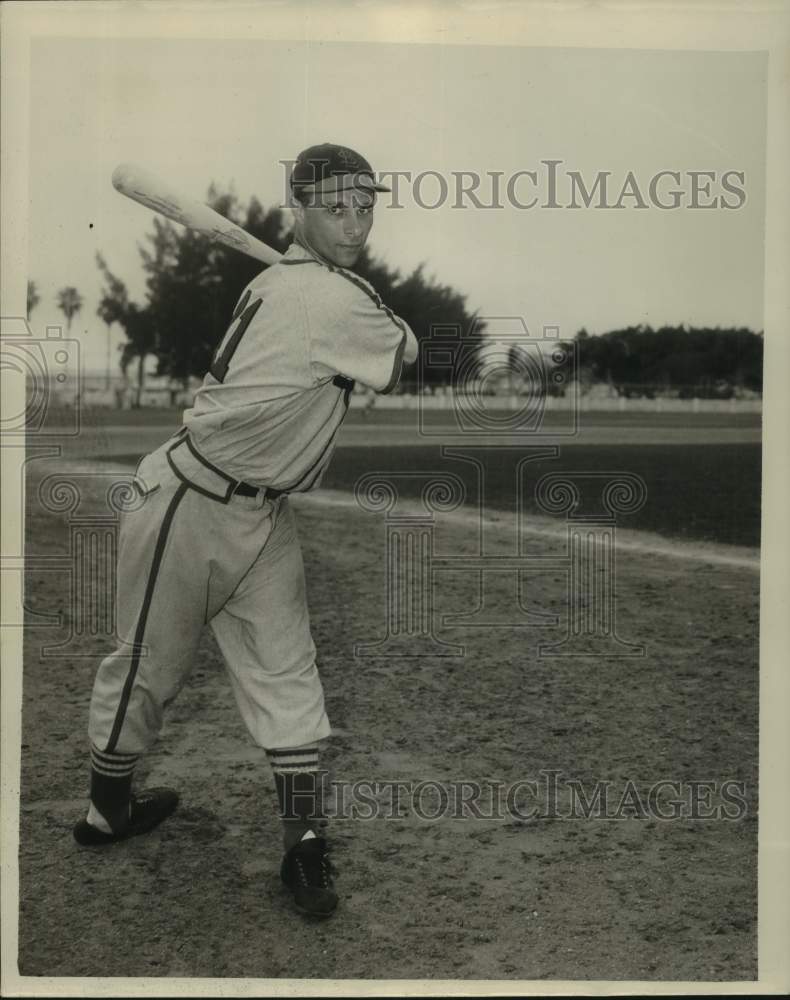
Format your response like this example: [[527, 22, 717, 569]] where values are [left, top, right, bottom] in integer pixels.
[[233, 480, 283, 500], [168, 427, 286, 503]]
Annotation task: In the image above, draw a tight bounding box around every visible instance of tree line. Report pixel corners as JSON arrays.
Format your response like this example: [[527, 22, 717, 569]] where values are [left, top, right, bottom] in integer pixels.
[[30, 188, 763, 402], [570, 325, 763, 398]]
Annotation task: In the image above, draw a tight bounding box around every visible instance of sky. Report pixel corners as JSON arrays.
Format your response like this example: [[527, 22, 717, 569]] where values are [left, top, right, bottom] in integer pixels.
[[27, 37, 767, 372]]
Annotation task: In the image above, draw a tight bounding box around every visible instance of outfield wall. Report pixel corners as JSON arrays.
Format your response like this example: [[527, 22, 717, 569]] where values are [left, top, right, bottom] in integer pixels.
[[349, 393, 763, 414], [46, 376, 763, 415]]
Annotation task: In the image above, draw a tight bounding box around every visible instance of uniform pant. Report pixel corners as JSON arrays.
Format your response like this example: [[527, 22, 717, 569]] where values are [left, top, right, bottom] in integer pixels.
[[89, 431, 331, 756]]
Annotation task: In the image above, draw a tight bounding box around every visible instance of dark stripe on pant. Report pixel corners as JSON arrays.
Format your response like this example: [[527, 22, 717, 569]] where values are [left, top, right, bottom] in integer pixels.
[[106, 482, 189, 752]]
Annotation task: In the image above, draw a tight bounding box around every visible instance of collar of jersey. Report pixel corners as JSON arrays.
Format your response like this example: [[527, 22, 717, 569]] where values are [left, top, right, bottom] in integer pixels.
[[281, 237, 379, 306], [283, 238, 351, 276]]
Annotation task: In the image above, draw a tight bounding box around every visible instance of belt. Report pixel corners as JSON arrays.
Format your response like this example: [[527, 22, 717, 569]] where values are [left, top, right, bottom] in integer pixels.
[[167, 428, 286, 503], [233, 480, 283, 499]]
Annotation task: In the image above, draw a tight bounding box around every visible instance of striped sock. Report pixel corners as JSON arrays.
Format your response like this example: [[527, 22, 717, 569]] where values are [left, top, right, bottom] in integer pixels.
[[87, 744, 139, 833], [266, 745, 324, 850], [266, 745, 320, 777]]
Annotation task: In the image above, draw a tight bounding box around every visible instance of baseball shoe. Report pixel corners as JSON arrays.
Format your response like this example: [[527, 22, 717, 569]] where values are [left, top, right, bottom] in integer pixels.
[[73, 787, 179, 846], [280, 834, 338, 918]]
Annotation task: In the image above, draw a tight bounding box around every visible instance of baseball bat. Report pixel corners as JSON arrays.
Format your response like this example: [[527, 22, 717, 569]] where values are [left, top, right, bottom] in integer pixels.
[[111, 163, 282, 266]]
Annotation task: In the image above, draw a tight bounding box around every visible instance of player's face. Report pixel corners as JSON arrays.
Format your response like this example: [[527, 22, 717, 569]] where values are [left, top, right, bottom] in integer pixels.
[[297, 187, 375, 268]]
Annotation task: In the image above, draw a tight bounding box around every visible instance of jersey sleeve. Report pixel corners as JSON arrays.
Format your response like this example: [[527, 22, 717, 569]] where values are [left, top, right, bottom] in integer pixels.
[[306, 270, 418, 394]]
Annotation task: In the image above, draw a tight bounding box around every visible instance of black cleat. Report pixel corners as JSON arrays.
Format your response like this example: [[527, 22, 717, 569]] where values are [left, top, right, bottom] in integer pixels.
[[280, 835, 338, 918], [73, 787, 179, 846]]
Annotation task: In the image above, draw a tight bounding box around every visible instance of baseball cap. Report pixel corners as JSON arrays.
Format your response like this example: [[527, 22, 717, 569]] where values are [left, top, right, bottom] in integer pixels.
[[290, 143, 391, 195]]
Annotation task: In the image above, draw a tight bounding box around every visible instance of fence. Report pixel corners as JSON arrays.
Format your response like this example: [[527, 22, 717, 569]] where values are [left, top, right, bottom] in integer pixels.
[[352, 392, 762, 414], [41, 375, 763, 415]]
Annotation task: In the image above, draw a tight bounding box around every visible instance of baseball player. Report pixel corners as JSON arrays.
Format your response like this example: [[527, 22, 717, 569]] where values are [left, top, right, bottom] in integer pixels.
[[73, 143, 418, 919]]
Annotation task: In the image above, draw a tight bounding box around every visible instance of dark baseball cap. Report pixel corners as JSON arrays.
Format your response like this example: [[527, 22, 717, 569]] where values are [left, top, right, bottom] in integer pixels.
[[290, 142, 391, 195]]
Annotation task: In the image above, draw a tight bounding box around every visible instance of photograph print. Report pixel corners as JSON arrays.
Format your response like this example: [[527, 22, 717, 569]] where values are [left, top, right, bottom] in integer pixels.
[[2, 1, 786, 992]]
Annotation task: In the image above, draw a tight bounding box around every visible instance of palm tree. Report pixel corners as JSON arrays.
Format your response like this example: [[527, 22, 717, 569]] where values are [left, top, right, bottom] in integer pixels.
[[96, 253, 154, 407], [56, 286, 83, 331], [97, 295, 117, 391], [27, 280, 41, 318]]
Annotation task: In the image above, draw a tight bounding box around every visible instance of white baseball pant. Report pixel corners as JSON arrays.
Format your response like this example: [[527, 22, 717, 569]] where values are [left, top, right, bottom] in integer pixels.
[[88, 430, 332, 755]]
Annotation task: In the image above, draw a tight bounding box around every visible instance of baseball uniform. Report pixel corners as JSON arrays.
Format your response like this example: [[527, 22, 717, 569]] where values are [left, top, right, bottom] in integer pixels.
[[88, 239, 417, 760], [77, 141, 410, 918]]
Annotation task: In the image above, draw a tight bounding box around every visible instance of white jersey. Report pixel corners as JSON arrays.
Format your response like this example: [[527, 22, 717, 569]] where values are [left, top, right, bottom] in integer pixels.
[[182, 242, 418, 491]]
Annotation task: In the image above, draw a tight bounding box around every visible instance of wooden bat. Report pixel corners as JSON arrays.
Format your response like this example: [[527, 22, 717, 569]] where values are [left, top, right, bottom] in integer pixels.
[[111, 163, 282, 266]]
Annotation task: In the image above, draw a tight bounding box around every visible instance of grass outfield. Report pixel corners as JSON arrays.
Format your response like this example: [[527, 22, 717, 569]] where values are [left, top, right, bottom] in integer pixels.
[[321, 443, 761, 549], [70, 405, 762, 430], [67, 408, 761, 549], [96, 440, 760, 549]]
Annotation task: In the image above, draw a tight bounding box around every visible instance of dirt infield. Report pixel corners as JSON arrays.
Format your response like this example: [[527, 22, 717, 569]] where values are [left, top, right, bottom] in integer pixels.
[[18, 458, 758, 981]]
